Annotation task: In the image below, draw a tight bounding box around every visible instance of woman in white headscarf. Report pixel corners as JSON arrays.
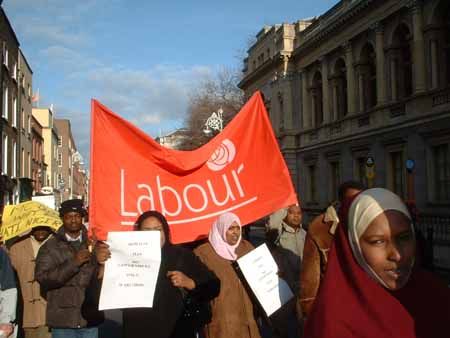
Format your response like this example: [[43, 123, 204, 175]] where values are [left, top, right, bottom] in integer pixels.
[[194, 213, 261, 338]]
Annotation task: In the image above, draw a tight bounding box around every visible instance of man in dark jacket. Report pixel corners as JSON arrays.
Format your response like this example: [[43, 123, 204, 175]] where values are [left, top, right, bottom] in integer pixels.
[[35, 199, 98, 338]]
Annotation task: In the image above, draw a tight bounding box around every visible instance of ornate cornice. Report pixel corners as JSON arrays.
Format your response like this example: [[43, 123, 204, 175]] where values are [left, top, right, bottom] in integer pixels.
[[292, 0, 377, 59], [370, 21, 384, 34]]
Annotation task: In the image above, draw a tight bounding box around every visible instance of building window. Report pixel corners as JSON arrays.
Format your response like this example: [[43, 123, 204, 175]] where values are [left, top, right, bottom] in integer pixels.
[[12, 62, 17, 80], [58, 136, 63, 146], [392, 24, 413, 99], [21, 148, 25, 177], [389, 151, 405, 198], [431, 1, 450, 86], [333, 58, 348, 119], [329, 161, 341, 202], [311, 71, 323, 126], [28, 152, 31, 178], [28, 116, 31, 134], [307, 164, 317, 202], [12, 141, 16, 177], [2, 85, 8, 119], [278, 92, 284, 130], [21, 109, 25, 130], [359, 44, 377, 110], [58, 152, 62, 167], [2, 44, 8, 68], [12, 97, 17, 127], [433, 144, 450, 202], [2, 134, 8, 175]]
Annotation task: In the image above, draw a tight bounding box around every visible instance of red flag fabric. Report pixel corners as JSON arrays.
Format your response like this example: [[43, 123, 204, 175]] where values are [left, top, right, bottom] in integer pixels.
[[89, 91, 298, 243]]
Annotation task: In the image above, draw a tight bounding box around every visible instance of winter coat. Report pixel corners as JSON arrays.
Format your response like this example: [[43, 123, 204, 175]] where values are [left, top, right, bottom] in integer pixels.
[[9, 237, 48, 328], [277, 222, 306, 261], [122, 244, 220, 338], [35, 227, 97, 329], [194, 240, 261, 338], [0, 247, 17, 325], [298, 210, 335, 318]]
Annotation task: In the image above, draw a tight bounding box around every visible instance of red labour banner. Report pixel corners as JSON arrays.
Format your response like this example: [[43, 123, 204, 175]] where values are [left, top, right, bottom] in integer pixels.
[[89, 91, 298, 244]]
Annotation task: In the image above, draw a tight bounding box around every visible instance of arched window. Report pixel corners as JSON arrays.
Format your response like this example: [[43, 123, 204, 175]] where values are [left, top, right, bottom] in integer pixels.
[[359, 44, 377, 110], [436, 2, 450, 85], [392, 24, 413, 99], [333, 59, 348, 118], [446, 11, 450, 86], [311, 71, 323, 126]]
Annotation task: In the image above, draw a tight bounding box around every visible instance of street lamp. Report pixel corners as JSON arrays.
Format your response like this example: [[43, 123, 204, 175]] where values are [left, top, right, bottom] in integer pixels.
[[70, 151, 83, 199], [203, 108, 224, 135]]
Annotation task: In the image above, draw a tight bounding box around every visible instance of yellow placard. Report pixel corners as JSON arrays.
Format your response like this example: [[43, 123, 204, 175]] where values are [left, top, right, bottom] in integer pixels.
[[1, 201, 62, 241]]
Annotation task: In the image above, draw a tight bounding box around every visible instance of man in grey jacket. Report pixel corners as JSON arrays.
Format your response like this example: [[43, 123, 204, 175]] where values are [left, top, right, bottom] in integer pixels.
[[267, 205, 306, 261], [35, 199, 97, 338]]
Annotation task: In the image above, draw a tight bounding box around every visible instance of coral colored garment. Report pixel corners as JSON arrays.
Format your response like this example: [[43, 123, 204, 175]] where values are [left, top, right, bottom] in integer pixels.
[[208, 213, 242, 260], [304, 195, 450, 338]]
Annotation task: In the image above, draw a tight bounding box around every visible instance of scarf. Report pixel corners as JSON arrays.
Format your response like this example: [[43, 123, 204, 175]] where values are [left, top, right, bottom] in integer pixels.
[[347, 188, 412, 288], [208, 212, 242, 260], [304, 188, 450, 338]]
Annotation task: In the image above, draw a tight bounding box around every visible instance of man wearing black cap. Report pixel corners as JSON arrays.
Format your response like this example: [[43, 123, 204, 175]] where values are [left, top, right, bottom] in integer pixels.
[[35, 199, 99, 338]]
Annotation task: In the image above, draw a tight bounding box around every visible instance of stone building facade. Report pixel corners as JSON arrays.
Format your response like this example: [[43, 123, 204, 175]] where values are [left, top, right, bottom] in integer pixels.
[[54, 119, 87, 202], [17, 49, 33, 199], [239, 0, 450, 224], [32, 108, 59, 192], [0, 7, 21, 205], [31, 115, 46, 194]]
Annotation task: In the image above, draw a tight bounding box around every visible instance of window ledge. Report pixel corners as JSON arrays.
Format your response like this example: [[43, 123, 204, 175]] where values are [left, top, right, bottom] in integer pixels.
[[426, 202, 450, 207]]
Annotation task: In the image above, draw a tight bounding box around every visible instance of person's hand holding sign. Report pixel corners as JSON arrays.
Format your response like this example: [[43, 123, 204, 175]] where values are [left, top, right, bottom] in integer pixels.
[[94, 241, 111, 279], [95, 242, 111, 265], [74, 249, 91, 267], [0, 323, 14, 337], [167, 271, 196, 290]]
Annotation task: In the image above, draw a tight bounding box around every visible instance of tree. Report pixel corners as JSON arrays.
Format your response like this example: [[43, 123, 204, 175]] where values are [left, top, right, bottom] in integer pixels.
[[179, 67, 245, 150]]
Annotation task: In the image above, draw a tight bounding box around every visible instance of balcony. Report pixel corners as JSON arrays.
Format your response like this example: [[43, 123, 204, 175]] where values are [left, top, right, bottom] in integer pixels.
[[432, 87, 450, 107], [295, 88, 450, 149]]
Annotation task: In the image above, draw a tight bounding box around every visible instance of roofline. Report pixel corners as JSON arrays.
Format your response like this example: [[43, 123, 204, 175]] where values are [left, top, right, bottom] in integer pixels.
[[54, 118, 77, 152], [1, 7, 20, 46], [19, 48, 33, 74]]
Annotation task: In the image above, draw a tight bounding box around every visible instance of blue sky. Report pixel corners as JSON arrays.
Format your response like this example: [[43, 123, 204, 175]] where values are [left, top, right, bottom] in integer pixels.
[[3, 0, 338, 164]]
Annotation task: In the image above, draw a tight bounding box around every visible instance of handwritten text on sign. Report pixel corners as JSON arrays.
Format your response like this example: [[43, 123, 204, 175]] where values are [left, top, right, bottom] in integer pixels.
[[99, 231, 161, 310], [237, 244, 294, 316]]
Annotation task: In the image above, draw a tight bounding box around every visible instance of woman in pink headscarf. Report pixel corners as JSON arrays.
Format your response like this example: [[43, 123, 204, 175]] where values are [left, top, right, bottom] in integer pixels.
[[194, 213, 261, 338]]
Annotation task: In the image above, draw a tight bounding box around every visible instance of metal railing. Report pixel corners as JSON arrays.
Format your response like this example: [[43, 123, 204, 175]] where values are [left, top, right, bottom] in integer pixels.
[[415, 214, 450, 271]]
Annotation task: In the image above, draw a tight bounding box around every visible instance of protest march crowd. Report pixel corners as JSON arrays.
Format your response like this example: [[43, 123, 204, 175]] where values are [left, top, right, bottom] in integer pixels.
[[1, 181, 449, 338]]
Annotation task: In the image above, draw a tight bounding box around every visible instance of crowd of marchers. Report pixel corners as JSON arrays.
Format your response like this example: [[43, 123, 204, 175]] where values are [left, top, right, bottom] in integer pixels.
[[1, 182, 450, 338]]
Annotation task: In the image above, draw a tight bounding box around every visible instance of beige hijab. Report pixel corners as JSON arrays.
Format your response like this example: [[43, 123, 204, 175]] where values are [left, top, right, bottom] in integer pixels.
[[347, 188, 413, 289]]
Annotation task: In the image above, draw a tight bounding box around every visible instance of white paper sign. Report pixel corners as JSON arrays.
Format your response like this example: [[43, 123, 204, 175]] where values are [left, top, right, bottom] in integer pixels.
[[237, 243, 294, 316], [99, 231, 161, 310]]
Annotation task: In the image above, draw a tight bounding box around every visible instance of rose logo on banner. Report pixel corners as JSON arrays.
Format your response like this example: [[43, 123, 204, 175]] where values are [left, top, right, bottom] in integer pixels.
[[207, 139, 236, 171]]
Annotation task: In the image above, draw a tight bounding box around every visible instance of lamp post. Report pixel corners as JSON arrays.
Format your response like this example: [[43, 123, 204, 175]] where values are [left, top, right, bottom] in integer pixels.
[[70, 151, 83, 199], [203, 108, 224, 135]]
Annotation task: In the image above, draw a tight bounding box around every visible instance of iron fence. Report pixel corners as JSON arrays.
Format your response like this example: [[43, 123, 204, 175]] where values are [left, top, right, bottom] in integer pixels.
[[415, 214, 450, 271]]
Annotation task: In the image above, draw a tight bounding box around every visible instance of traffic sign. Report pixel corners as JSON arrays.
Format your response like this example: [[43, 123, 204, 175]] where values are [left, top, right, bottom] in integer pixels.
[[406, 159, 415, 172], [366, 156, 375, 167]]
